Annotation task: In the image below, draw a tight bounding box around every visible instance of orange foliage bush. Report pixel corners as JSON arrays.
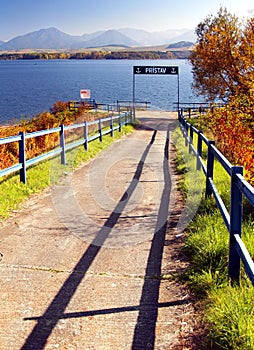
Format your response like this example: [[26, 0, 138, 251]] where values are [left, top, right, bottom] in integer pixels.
[[203, 96, 254, 185]]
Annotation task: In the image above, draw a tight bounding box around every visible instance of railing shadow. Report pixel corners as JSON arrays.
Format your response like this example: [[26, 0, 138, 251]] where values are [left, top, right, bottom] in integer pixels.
[[21, 130, 157, 350], [131, 126, 171, 349]]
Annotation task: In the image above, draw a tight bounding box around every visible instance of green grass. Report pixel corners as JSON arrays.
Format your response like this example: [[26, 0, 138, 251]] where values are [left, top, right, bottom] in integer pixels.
[[173, 126, 254, 350], [207, 283, 254, 350], [0, 124, 134, 220]]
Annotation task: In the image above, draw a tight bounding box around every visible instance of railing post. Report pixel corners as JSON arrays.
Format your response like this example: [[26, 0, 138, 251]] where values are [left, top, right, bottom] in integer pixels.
[[99, 119, 102, 142], [60, 124, 66, 165], [110, 116, 114, 137], [185, 123, 189, 146], [189, 125, 193, 153], [228, 166, 243, 285], [205, 140, 215, 197], [19, 131, 26, 184], [84, 121, 88, 151], [118, 115, 122, 132], [197, 130, 203, 170], [130, 109, 133, 124]]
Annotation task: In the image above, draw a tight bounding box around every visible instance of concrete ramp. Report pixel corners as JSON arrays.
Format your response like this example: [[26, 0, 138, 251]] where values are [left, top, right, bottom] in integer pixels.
[[0, 111, 196, 349]]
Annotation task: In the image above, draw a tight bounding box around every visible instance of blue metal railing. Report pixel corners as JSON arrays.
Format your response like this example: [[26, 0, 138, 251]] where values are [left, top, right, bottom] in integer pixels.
[[0, 111, 132, 184], [178, 111, 254, 285], [68, 100, 150, 113], [173, 103, 226, 118]]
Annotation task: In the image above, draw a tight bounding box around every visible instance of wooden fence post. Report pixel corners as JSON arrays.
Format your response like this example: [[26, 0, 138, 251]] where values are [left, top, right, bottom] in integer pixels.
[[84, 121, 88, 151], [99, 119, 102, 142], [185, 123, 189, 147], [205, 140, 215, 197], [228, 166, 243, 284], [110, 116, 114, 137], [189, 125, 193, 153], [60, 124, 66, 165], [197, 130, 203, 170], [19, 131, 26, 184], [118, 115, 122, 132]]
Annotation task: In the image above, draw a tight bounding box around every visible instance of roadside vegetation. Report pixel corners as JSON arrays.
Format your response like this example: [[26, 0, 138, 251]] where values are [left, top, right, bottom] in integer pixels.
[[173, 7, 254, 349], [173, 125, 254, 349], [189, 97, 254, 186]]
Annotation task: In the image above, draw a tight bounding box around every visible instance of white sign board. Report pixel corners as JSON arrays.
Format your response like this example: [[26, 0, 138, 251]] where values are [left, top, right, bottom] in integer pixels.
[[80, 89, 91, 99], [133, 66, 178, 75]]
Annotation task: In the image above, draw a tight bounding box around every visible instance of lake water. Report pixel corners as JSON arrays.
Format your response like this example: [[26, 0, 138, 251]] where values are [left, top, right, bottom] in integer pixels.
[[0, 59, 200, 125]]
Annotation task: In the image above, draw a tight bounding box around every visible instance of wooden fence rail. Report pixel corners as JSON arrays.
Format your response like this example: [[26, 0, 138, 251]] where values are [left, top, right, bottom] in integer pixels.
[[178, 111, 254, 285], [173, 103, 225, 118], [68, 100, 150, 113], [0, 111, 132, 184]]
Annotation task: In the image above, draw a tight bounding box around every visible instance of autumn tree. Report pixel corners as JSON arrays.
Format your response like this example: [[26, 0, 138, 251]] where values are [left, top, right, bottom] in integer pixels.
[[189, 7, 254, 102]]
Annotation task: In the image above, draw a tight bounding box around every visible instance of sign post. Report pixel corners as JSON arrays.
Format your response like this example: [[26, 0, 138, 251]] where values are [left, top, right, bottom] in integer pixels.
[[132, 65, 179, 119]]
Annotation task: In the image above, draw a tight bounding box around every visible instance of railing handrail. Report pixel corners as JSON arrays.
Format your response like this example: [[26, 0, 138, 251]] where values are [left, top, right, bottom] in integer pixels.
[[178, 111, 254, 286], [174, 103, 226, 118], [0, 111, 132, 183], [68, 100, 151, 113]]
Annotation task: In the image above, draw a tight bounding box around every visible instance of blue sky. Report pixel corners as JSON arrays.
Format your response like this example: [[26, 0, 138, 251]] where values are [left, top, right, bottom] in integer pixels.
[[1, 0, 253, 41]]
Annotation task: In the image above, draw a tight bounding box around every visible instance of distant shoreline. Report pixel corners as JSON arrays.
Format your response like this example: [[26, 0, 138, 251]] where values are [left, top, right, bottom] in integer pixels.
[[0, 49, 192, 60]]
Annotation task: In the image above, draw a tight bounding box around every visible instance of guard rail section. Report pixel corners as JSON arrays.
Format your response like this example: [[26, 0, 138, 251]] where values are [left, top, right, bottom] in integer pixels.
[[178, 112, 254, 286], [0, 112, 132, 184]]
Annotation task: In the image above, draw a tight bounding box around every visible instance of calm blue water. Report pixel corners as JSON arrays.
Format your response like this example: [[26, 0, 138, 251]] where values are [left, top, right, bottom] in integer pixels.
[[0, 59, 199, 125]]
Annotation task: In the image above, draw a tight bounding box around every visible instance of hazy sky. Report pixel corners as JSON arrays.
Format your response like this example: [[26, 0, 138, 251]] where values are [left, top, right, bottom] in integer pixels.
[[1, 0, 253, 41]]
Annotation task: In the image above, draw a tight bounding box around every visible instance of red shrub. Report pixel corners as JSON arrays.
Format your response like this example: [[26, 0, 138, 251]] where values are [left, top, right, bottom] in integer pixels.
[[206, 96, 254, 185]]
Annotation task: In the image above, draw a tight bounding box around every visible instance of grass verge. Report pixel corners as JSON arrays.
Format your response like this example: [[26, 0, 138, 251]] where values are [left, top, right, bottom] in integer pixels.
[[0, 124, 134, 220], [173, 126, 254, 350]]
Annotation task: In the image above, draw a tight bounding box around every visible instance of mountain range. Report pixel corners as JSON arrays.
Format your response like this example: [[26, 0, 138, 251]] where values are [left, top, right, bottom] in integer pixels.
[[0, 27, 195, 51]]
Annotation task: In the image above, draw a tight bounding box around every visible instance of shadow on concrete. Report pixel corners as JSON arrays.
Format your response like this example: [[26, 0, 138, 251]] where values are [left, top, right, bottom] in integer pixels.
[[136, 117, 177, 132], [25, 299, 192, 321], [131, 126, 171, 349], [21, 130, 157, 350]]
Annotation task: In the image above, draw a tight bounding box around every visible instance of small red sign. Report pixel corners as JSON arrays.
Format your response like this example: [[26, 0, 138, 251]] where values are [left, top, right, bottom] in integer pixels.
[[80, 89, 91, 99]]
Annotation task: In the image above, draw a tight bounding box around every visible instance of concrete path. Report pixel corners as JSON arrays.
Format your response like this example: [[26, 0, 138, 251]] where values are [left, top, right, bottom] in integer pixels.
[[0, 111, 196, 350]]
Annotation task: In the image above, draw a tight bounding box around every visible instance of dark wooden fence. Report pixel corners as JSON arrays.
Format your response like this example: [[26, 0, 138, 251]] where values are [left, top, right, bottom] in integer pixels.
[[68, 100, 150, 113], [178, 110, 254, 285], [0, 112, 132, 184]]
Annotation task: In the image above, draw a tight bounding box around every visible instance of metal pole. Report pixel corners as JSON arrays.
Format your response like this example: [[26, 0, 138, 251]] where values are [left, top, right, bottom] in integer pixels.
[[133, 71, 136, 121], [177, 72, 180, 111]]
